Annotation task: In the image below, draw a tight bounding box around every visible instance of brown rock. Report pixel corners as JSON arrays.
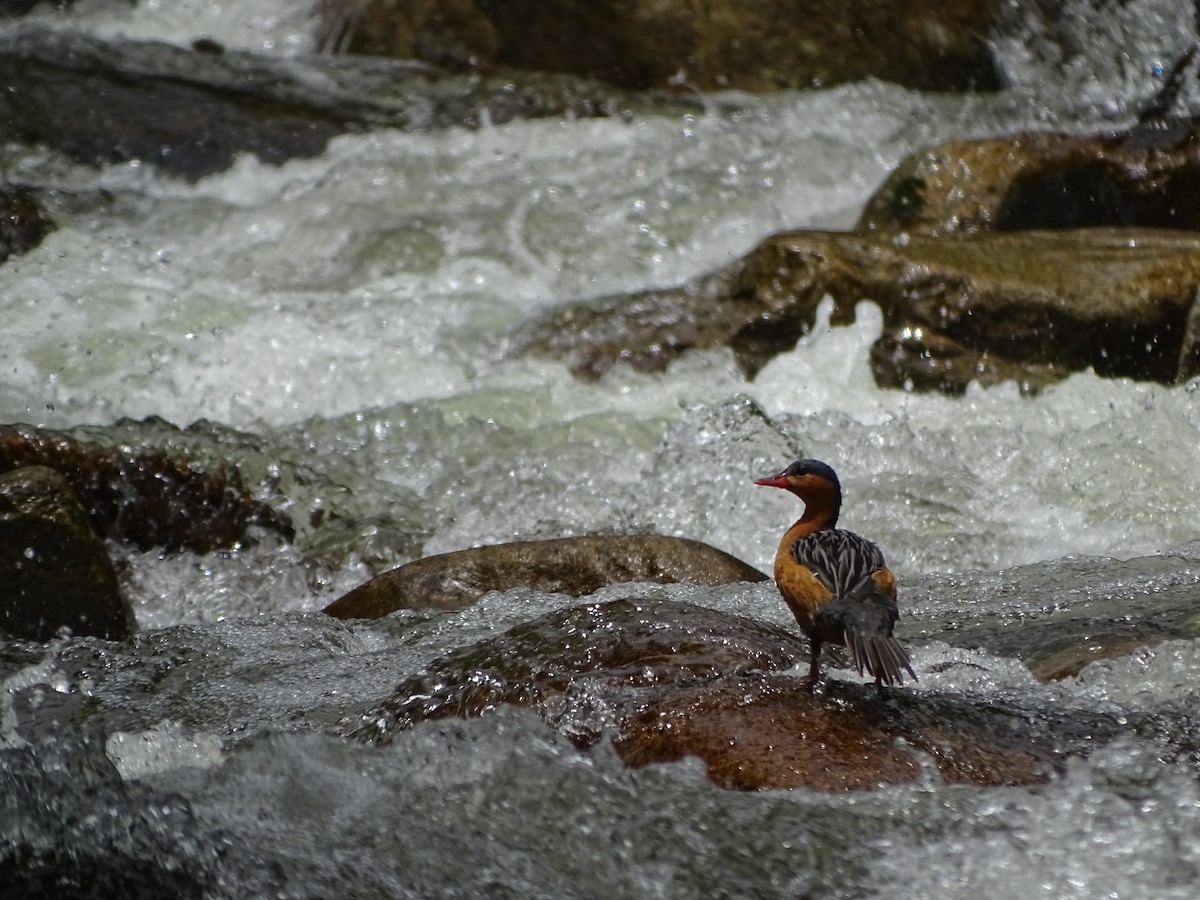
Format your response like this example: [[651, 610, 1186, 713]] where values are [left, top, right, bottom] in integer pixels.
[[522, 227, 1200, 393], [346, 597, 1107, 790], [865, 228, 1200, 393], [0, 466, 134, 641], [519, 236, 836, 380], [614, 675, 1059, 791], [0, 423, 290, 554], [319, 0, 1004, 92], [858, 122, 1200, 236], [324, 534, 767, 618]]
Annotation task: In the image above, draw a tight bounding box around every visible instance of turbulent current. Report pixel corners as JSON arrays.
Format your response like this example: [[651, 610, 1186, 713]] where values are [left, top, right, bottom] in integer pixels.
[[3, 2, 1200, 898]]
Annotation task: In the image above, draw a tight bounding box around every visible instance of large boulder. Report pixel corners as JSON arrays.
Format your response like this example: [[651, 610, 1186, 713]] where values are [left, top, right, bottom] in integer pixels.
[[521, 227, 1200, 394], [344, 597, 1113, 790], [324, 534, 767, 618], [0, 466, 134, 641], [318, 0, 1004, 92]]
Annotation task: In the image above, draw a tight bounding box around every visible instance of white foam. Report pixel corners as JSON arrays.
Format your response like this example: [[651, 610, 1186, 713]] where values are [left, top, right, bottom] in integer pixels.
[[105, 719, 225, 780], [19, 0, 318, 53]]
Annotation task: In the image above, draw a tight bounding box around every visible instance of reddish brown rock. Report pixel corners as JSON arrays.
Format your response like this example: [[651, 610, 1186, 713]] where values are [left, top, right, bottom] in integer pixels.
[[522, 227, 1200, 394], [324, 534, 767, 618], [319, 0, 1004, 93], [0, 466, 134, 641], [0, 424, 290, 554], [614, 675, 1056, 791], [345, 598, 1112, 791]]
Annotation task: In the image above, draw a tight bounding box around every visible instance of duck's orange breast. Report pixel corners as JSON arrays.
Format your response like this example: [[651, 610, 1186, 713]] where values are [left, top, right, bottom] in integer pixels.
[[773, 550, 839, 641]]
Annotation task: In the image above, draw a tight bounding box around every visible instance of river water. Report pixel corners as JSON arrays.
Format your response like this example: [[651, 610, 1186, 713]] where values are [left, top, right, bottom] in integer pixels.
[[3, 2, 1200, 897]]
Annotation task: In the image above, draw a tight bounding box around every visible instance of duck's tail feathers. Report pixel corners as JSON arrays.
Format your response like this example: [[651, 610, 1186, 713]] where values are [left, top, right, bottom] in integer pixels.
[[845, 632, 917, 686]]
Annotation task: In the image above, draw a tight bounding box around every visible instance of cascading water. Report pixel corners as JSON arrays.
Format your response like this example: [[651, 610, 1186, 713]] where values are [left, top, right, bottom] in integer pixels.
[[3, 1, 1200, 897]]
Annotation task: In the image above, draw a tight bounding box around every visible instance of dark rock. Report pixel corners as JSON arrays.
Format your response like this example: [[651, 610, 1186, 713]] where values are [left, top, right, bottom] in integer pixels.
[[0, 25, 699, 182], [319, 0, 1005, 93], [0, 185, 53, 263], [345, 597, 1111, 790], [0, 26, 354, 182], [0, 423, 290, 554], [0, 732, 280, 899], [324, 534, 767, 618], [915, 552, 1200, 682], [522, 227, 1200, 394], [858, 122, 1200, 236], [0, 0, 81, 15], [0, 466, 134, 641]]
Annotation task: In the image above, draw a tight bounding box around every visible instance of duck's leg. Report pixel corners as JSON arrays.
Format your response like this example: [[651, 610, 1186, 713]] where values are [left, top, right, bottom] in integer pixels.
[[803, 637, 822, 690]]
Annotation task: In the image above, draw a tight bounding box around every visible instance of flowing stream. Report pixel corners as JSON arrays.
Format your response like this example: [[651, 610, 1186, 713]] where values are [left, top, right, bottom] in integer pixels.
[[3, 2, 1200, 897]]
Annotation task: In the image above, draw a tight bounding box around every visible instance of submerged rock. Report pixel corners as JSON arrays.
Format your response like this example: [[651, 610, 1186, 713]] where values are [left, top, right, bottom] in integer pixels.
[[346, 600, 803, 745], [522, 227, 1200, 393], [0, 423, 290, 554], [324, 535, 767, 618], [915, 550, 1200, 682], [319, 0, 1004, 92], [344, 597, 1105, 791], [0, 466, 133, 641], [0, 185, 53, 263]]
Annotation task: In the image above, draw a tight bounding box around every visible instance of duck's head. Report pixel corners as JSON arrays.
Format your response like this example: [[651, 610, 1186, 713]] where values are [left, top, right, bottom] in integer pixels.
[[754, 459, 842, 509]]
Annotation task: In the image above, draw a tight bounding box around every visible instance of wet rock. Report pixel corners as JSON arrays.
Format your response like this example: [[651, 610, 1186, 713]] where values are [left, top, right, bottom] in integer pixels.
[[0, 185, 53, 263], [0, 26, 354, 182], [319, 0, 1004, 93], [525, 118, 1200, 395], [519, 236, 835, 380], [858, 121, 1200, 236], [344, 598, 809, 746], [864, 228, 1200, 393], [0, 25, 698, 182], [0, 423, 290, 554], [0, 466, 134, 641], [614, 675, 1067, 791], [522, 227, 1200, 393], [324, 535, 767, 618], [916, 552, 1200, 682], [345, 597, 1104, 790]]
